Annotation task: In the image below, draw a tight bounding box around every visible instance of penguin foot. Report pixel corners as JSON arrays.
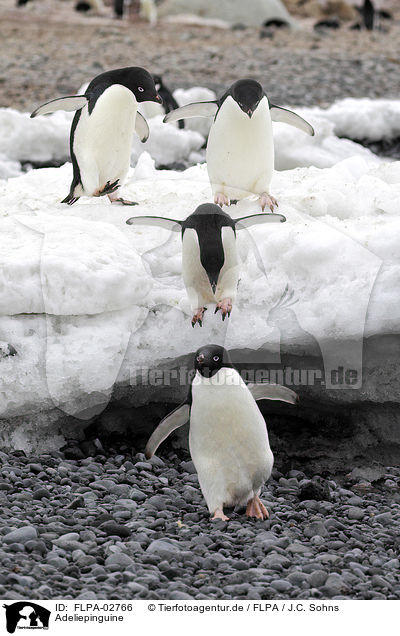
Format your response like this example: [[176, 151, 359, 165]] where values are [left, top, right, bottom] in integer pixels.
[[214, 192, 230, 207], [246, 495, 269, 520], [214, 298, 232, 321], [95, 180, 120, 197], [260, 192, 278, 212], [61, 194, 80, 205], [192, 307, 207, 328], [109, 197, 139, 206], [211, 508, 230, 521]]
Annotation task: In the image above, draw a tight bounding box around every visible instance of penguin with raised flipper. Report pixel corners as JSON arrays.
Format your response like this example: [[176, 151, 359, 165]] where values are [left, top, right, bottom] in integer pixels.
[[164, 79, 314, 211], [145, 344, 298, 521], [127, 202, 286, 326], [31, 67, 162, 206]]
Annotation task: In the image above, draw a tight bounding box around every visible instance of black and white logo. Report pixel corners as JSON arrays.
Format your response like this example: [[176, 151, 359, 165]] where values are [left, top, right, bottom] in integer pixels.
[[3, 603, 50, 634]]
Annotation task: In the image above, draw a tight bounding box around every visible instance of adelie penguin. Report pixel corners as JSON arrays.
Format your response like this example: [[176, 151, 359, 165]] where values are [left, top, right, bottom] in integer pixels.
[[127, 202, 286, 326], [145, 344, 298, 521], [164, 79, 314, 211], [31, 67, 162, 206]]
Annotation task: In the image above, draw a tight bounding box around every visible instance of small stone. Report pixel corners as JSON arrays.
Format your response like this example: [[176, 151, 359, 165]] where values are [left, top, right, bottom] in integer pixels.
[[309, 570, 328, 587], [146, 539, 181, 559], [105, 553, 133, 569], [99, 521, 131, 538], [375, 512, 392, 526], [347, 507, 364, 520], [270, 580, 292, 593], [304, 521, 329, 538], [3, 526, 37, 544]]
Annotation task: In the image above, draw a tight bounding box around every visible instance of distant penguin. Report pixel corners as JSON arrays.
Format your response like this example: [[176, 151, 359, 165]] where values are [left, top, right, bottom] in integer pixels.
[[164, 79, 314, 211], [153, 75, 184, 129], [138, 75, 185, 128], [127, 203, 286, 326], [31, 67, 162, 205], [361, 0, 375, 30], [114, 0, 125, 18], [145, 344, 298, 521]]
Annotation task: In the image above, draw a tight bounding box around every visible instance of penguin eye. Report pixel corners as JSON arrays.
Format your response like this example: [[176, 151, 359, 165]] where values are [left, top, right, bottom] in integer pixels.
[[138, 87, 144, 92], [213, 356, 219, 362]]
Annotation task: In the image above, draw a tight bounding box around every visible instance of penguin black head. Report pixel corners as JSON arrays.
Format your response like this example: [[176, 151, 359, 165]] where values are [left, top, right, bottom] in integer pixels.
[[230, 79, 264, 118], [125, 68, 163, 104], [194, 344, 230, 378]]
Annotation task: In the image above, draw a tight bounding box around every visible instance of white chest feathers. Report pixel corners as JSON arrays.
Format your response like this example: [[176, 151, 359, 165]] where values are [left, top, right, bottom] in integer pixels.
[[181, 226, 240, 310], [189, 367, 274, 513], [73, 84, 138, 196], [206, 95, 274, 199]]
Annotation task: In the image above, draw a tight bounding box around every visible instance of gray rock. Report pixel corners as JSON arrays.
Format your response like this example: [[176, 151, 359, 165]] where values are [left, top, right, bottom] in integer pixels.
[[309, 570, 328, 587], [105, 553, 134, 568], [3, 526, 37, 544], [270, 580, 292, 593], [146, 539, 182, 559], [374, 512, 392, 526], [304, 521, 329, 538], [347, 507, 364, 520]]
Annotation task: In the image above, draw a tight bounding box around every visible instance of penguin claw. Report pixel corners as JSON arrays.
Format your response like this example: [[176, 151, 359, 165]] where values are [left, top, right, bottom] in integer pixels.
[[246, 495, 269, 520], [96, 179, 120, 197], [191, 307, 206, 327], [260, 192, 278, 212], [215, 298, 233, 320], [61, 194, 79, 205]]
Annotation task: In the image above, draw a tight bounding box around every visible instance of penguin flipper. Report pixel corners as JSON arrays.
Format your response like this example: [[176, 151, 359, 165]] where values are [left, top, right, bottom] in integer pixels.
[[235, 213, 286, 229], [135, 112, 150, 142], [248, 382, 299, 405], [270, 105, 315, 136], [126, 216, 182, 232], [30, 96, 88, 118], [164, 101, 218, 124], [145, 403, 190, 459]]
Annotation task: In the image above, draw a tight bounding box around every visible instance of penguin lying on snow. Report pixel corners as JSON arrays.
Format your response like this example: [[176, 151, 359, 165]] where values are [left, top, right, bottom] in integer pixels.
[[127, 203, 286, 326], [31, 67, 162, 206], [145, 344, 298, 521], [164, 79, 314, 211]]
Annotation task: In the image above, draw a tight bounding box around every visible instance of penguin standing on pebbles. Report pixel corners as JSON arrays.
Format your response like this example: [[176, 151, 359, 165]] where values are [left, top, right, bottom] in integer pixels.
[[164, 79, 314, 211], [31, 67, 162, 206], [127, 203, 286, 326], [145, 344, 298, 521]]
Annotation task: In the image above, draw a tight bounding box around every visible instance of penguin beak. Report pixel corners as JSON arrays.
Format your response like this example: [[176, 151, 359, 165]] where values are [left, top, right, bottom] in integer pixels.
[[154, 94, 163, 104]]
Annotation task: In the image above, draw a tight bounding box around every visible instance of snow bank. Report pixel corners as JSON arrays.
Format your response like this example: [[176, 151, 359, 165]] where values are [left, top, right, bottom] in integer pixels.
[[0, 152, 399, 441], [304, 98, 400, 142], [0, 96, 389, 178]]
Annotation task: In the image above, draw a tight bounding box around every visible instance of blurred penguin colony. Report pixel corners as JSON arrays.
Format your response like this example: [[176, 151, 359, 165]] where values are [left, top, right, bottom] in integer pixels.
[[15, 0, 394, 31]]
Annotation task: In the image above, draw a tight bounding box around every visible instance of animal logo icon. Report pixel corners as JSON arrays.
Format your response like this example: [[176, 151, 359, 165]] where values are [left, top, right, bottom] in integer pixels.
[[3, 602, 50, 634]]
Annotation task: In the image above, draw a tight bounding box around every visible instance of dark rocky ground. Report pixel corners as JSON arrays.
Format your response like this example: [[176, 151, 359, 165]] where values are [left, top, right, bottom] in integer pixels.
[[0, 438, 399, 600]]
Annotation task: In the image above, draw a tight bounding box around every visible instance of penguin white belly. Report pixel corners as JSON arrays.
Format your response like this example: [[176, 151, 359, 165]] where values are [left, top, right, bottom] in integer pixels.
[[182, 229, 215, 310], [189, 368, 274, 514], [73, 84, 137, 197], [206, 96, 274, 200]]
